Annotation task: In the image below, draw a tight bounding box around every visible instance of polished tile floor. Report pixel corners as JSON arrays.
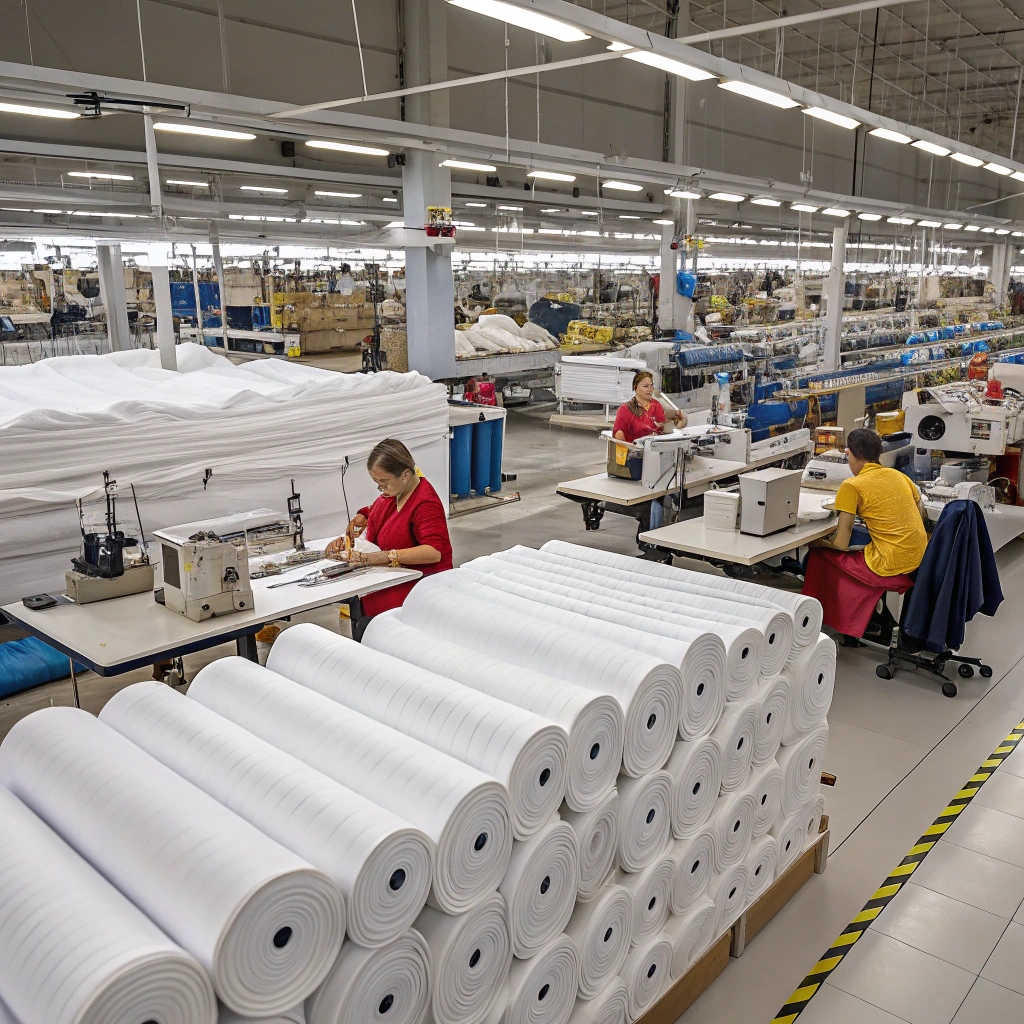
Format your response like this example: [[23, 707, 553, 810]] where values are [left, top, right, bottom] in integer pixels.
[[2, 407, 1023, 1024]]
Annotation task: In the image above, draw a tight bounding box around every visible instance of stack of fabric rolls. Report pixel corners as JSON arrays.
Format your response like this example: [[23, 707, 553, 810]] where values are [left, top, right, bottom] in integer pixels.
[[0, 541, 831, 1024]]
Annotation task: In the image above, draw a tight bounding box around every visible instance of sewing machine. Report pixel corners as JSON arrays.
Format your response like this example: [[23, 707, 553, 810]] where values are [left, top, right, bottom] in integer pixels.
[[902, 382, 1024, 456], [801, 431, 915, 491]]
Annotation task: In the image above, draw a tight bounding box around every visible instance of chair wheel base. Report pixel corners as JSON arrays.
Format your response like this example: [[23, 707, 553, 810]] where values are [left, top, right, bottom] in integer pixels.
[[958, 663, 975, 678], [942, 682, 958, 698], [980, 665, 994, 678], [876, 664, 894, 679]]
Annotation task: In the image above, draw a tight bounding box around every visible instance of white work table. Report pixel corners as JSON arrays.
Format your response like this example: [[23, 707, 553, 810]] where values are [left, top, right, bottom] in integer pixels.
[[922, 499, 1024, 552], [638, 490, 837, 566], [2, 555, 420, 678]]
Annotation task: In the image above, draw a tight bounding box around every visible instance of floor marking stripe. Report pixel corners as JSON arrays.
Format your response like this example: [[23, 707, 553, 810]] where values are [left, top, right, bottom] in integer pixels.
[[771, 717, 1024, 1024]]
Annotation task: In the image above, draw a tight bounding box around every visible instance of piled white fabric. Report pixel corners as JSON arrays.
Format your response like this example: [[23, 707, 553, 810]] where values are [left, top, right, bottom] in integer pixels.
[[219, 1005, 305, 1024], [455, 314, 558, 358]]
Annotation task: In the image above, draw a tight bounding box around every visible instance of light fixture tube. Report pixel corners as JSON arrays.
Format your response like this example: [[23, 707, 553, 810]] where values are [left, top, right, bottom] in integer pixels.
[[307, 140, 390, 156], [153, 122, 256, 140], [718, 81, 800, 109], [446, 0, 590, 42], [804, 107, 860, 130], [624, 51, 715, 82]]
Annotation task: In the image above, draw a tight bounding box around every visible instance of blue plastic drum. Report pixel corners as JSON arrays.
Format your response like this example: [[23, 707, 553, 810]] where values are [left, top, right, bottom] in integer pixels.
[[450, 423, 473, 498], [489, 418, 503, 493], [471, 419, 494, 495]]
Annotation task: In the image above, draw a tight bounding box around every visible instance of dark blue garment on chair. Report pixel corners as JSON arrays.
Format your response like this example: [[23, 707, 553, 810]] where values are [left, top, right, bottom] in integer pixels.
[[903, 500, 1003, 653]]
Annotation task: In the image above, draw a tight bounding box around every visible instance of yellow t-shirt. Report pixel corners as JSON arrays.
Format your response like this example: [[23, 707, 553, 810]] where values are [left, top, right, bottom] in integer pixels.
[[833, 463, 928, 577]]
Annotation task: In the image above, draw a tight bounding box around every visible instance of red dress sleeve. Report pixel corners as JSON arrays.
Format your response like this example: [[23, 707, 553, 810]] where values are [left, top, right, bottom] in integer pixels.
[[613, 404, 635, 441], [650, 400, 666, 427], [408, 492, 453, 568]]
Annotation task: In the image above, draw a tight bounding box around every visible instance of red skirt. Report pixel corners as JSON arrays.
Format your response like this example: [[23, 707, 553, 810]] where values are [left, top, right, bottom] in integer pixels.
[[802, 549, 914, 637]]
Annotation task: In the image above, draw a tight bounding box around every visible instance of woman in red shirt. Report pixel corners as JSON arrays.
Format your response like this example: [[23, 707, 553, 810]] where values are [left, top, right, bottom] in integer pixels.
[[325, 438, 453, 632], [612, 370, 686, 443]]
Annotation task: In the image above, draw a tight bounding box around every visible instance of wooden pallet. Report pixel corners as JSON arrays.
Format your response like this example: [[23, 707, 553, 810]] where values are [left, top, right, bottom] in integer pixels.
[[635, 827, 830, 1024]]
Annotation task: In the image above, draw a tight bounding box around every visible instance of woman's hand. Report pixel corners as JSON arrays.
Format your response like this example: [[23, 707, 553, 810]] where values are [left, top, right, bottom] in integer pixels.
[[675, 410, 688, 428], [346, 514, 368, 540], [324, 536, 350, 561]]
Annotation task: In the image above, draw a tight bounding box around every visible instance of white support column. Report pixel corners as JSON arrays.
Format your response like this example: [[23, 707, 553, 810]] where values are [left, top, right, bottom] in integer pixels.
[[143, 114, 162, 218], [211, 240, 229, 348], [822, 224, 848, 373], [150, 261, 177, 370], [659, 223, 677, 331], [96, 243, 131, 352], [991, 243, 1011, 307]]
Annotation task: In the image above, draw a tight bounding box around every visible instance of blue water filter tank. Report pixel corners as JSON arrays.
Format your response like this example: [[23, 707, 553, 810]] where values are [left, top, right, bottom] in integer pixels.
[[450, 424, 473, 498], [489, 417, 503, 493], [471, 419, 494, 495]]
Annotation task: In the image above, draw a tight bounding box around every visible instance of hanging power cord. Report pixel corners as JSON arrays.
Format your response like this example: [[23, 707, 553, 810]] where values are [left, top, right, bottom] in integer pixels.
[[351, 0, 368, 97]]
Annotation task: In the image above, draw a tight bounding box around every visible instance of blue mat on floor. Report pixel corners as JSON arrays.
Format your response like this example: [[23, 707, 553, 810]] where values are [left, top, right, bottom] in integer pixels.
[[0, 637, 85, 699]]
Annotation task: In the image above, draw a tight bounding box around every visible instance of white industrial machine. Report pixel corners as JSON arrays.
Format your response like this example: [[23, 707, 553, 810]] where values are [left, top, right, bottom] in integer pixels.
[[902, 382, 1024, 456], [739, 467, 804, 535], [801, 431, 914, 491], [154, 509, 295, 621]]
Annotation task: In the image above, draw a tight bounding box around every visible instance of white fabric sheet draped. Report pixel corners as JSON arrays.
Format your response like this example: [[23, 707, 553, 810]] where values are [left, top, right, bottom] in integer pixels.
[[267, 624, 568, 840], [0, 786, 216, 1024], [400, 581, 682, 778], [186, 658, 512, 915], [0, 708, 342, 1018], [364, 613, 624, 812], [99, 681, 432, 948]]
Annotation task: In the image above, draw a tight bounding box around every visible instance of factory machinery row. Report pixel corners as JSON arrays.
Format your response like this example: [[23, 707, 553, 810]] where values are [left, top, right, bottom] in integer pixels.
[[0, 539, 832, 1024]]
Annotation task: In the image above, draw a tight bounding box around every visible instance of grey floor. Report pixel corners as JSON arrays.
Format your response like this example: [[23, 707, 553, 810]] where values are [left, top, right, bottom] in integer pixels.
[[3, 406, 1024, 1024]]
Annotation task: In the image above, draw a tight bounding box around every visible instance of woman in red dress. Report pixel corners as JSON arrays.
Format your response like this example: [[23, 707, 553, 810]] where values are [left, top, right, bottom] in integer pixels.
[[325, 438, 453, 635], [612, 370, 686, 443]]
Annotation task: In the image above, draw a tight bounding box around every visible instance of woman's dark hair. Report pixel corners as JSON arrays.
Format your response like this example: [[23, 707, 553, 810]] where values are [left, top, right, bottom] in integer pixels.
[[628, 370, 655, 416], [367, 438, 416, 476], [847, 427, 883, 463]]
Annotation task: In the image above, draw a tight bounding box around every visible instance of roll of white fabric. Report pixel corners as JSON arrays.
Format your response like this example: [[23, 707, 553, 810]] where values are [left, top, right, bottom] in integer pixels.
[[665, 736, 721, 839], [564, 885, 633, 999], [751, 676, 790, 770], [776, 724, 829, 817], [669, 828, 715, 915], [664, 897, 717, 980], [708, 863, 749, 933], [540, 541, 822, 654], [219, 1006, 304, 1024], [770, 813, 807, 878], [749, 762, 783, 840], [365, 614, 624, 813], [478, 988, 508, 1024], [561, 791, 619, 902], [305, 930, 431, 1024], [99, 681, 430, 948], [187, 658, 512, 915], [400, 581, 681, 778], [268, 624, 567, 841], [0, 708, 341, 1018], [0, 785, 216, 1024], [504, 933, 579, 1024], [618, 934, 671, 1021], [743, 835, 779, 905], [499, 820, 580, 959], [709, 790, 756, 872], [566, 980, 628, 1024], [794, 794, 826, 850], [782, 635, 836, 745], [532, 544, 794, 679], [616, 853, 674, 947], [462, 557, 727, 741], [0, 999, 16, 1024], [709, 700, 758, 794], [616, 772, 673, 872], [415, 892, 512, 1024], [484, 548, 763, 701]]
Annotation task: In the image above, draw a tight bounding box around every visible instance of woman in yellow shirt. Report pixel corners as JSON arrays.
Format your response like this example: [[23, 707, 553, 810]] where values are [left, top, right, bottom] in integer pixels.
[[803, 428, 927, 642]]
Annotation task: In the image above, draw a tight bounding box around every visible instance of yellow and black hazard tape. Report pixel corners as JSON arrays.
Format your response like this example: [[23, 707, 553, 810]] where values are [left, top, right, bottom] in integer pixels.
[[772, 716, 1024, 1024]]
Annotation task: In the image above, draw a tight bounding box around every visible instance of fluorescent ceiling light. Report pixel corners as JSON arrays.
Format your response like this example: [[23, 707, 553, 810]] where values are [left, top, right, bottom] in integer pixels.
[[458, 225, 486, 231], [606, 41, 632, 51], [0, 101, 80, 119], [153, 121, 255, 140], [857, 213, 882, 221], [1012, 172, 1024, 183], [964, 225, 981, 231], [383, 196, 399, 202], [652, 219, 674, 225], [67, 171, 133, 181], [996, 228, 1011, 235], [492, 226, 534, 233], [386, 221, 406, 228], [307, 139, 390, 156], [33, 208, 62, 214], [580, 210, 599, 216], [602, 180, 643, 191], [618, 214, 640, 220], [540, 207, 561, 213], [528, 170, 576, 182], [951, 153, 984, 168], [750, 197, 781, 207], [465, 202, 488, 207], [709, 192, 745, 202], [869, 127, 912, 144], [315, 190, 362, 198], [822, 208, 850, 217], [981, 227, 996, 233], [447, 0, 589, 41], [804, 107, 859, 130], [985, 162, 1013, 176], [166, 179, 208, 187], [718, 81, 799, 109], [791, 203, 819, 213], [498, 205, 523, 211], [337, 219, 365, 226], [441, 158, 497, 172], [912, 140, 950, 156], [240, 185, 288, 193], [887, 217, 915, 225], [623, 51, 715, 82], [452, 220, 475, 226], [917, 219, 941, 227], [943, 223, 962, 230], [1013, 231, 1024, 237], [665, 189, 702, 199]]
